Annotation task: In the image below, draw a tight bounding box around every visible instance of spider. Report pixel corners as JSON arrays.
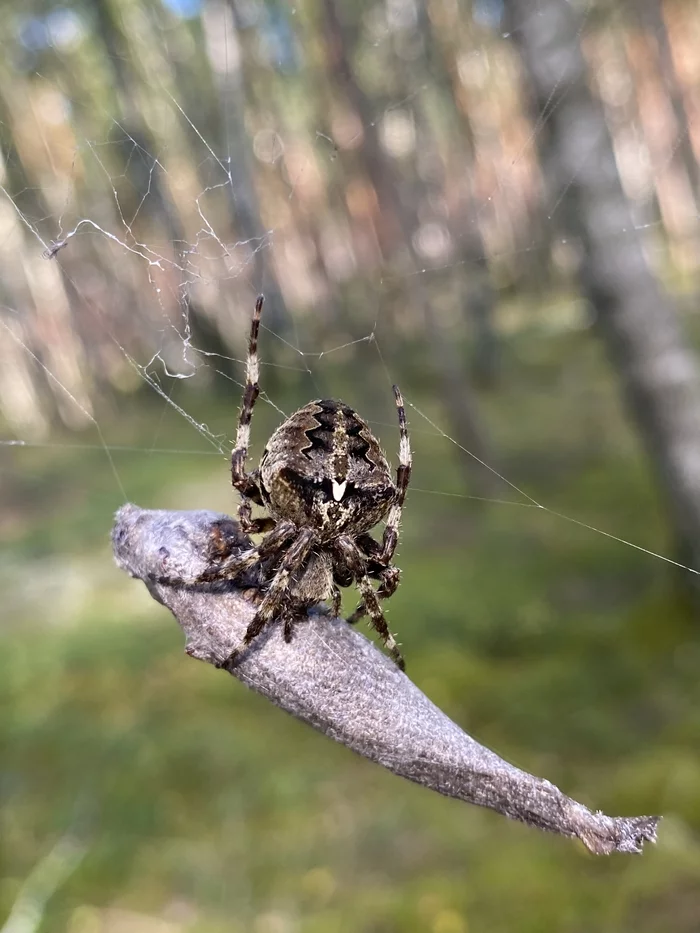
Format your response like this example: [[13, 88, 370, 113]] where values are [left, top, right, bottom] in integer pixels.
[[198, 295, 412, 670]]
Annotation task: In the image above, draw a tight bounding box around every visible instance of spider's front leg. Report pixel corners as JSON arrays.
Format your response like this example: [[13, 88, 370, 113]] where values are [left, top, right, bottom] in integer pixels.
[[195, 519, 297, 584], [326, 557, 354, 620], [221, 528, 315, 668], [237, 482, 276, 536], [231, 295, 271, 533]]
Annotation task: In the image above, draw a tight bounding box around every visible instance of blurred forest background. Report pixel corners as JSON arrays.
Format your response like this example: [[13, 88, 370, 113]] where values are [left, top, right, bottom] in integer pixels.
[[2, 0, 700, 930]]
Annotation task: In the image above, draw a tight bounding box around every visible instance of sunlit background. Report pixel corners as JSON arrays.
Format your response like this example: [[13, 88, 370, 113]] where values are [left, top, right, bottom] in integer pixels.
[[2, 0, 700, 930]]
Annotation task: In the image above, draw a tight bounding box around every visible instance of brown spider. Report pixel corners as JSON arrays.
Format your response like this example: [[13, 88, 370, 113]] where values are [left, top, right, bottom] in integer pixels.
[[199, 296, 412, 670]]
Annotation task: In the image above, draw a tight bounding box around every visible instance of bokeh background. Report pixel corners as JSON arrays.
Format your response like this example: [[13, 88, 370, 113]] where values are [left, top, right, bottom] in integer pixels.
[[2, 0, 700, 930]]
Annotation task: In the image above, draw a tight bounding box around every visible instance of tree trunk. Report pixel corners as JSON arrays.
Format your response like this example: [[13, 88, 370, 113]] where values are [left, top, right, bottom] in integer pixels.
[[504, 0, 700, 572], [638, 0, 700, 217]]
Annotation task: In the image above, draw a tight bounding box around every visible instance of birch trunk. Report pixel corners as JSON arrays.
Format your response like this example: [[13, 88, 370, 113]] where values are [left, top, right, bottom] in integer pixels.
[[504, 0, 700, 572]]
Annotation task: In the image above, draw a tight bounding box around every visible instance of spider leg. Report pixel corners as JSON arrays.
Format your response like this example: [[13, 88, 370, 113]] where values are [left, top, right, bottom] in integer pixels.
[[345, 386, 410, 626], [331, 585, 342, 619], [346, 565, 400, 625], [222, 528, 315, 667], [344, 532, 401, 624], [240, 512, 276, 536], [355, 533, 401, 581], [355, 532, 382, 563], [196, 519, 296, 583], [336, 535, 405, 671], [231, 295, 266, 522], [377, 384, 412, 565]]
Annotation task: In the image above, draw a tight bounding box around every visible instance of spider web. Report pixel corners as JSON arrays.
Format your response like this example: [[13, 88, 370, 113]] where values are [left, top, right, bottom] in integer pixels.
[[1, 0, 699, 588]]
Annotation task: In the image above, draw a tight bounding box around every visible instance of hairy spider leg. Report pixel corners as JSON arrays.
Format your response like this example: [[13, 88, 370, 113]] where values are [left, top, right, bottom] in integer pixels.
[[345, 533, 400, 624], [197, 519, 297, 584], [331, 585, 342, 618], [242, 515, 276, 535], [231, 295, 267, 531], [346, 559, 400, 625], [336, 534, 405, 671], [379, 384, 412, 564], [283, 614, 295, 642], [345, 384, 411, 626], [223, 528, 315, 666]]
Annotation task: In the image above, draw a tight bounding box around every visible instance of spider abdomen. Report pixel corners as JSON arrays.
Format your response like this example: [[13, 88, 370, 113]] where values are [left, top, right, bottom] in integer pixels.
[[259, 398, 396, 539]]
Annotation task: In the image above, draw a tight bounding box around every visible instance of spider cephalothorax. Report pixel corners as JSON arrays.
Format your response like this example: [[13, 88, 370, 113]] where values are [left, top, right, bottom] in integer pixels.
[[198, 296, 412, 670]]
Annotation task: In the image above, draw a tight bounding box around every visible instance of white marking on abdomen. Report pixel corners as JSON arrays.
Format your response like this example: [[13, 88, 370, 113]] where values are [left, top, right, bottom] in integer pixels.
[[332, 479, 347, 501]]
